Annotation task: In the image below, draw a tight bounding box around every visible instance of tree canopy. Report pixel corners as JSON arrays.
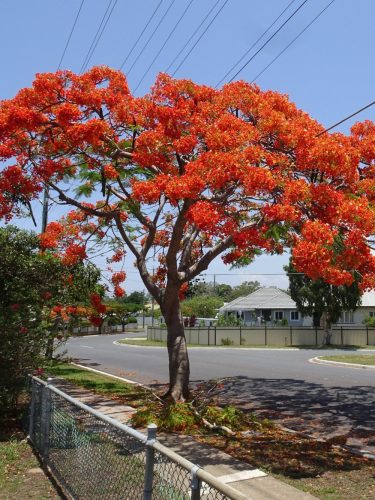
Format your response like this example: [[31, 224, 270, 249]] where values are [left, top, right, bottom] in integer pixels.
[[0, 226, 101, 413], [181, 295, 223, 319], [186, 280, 260, 302], [0, 67, 374, 399], [285, 259, 362, 332]]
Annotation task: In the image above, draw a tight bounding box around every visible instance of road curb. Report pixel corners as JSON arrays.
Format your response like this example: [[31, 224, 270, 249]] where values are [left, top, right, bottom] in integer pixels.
[[309, 356, 375, 370], [70, 362, 147, 387], [113, 340, 166, 349], [113, 340, 299, 351]]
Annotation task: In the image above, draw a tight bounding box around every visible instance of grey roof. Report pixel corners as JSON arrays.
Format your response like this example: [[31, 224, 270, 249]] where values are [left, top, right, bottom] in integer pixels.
[[219, 287, 296, 312]]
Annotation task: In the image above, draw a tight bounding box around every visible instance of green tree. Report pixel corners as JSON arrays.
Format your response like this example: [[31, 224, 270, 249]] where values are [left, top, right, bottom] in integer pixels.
[[186, 280, 260, 302], [285, 259, 361, 343], [105, 300, 143, 331], [0, 226, 101, 415], [227, 281, 260, 301], [186, 280, 216, 298], [181, 295, 224, 318], [120, 290, 147, 305]]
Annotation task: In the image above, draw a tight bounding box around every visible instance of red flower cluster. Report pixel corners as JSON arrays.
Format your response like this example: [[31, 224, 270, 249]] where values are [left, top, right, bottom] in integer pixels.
[[90, 293, 106, 314], [0, 67, 373, 291]]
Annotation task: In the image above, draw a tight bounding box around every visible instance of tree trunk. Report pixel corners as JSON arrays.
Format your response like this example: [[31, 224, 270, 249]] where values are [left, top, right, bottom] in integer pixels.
[[45, 336, 54, 360], [313, 311, 321, 328], [322, 312, 333, 345], [162, 293, 190, 401]]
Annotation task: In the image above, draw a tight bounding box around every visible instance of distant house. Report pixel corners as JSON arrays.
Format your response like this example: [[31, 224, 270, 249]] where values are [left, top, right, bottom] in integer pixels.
[[337, 290, 375, 325], [218, 287, 375, 327], [218, 287, 305, 326]]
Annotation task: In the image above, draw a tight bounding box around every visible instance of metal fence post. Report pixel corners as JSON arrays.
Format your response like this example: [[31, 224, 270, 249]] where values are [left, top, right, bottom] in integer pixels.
[[264, 324, 267, 345], [143, 423, 157, 500], [190, 465, 202, 500], [41, 377, 53, 462], [28, 376, 36, 442]]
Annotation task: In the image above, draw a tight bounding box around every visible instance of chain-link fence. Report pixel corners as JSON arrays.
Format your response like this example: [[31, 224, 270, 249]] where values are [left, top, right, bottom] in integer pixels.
[[28, 376, 246, 500]]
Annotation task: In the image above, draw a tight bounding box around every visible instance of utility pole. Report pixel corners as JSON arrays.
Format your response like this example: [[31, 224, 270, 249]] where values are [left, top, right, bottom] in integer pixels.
[[151, 297, 155, 327], [142, 291, 145, 328], [41, 186, 49, 232]]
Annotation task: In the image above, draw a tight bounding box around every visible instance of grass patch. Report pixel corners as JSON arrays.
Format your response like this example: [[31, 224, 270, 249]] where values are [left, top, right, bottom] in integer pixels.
[[46, 363, 150, 408], [118, 339, 374, 349], [320, 354, 375, 366], [0, 421, 58, 498], [119, 338, 287, 348], [118, 339, 169, 347]]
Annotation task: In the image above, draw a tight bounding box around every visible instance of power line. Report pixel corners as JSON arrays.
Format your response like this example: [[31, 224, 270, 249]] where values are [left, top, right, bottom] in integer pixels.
[[165, 0, 221, 74], [126, 0, 177, 78], [80, 0, 119, 74], [134, 0, 195, 92], [119, 0, 164, 71], [318, 100, 375, 135], [172, 0, 230, 77], [46, 0, 87, 231], [227, 0, 309, 84], [80, 0, 113, 73], [251, 0, 336, 84], [57, 0, 86, 70], [216, 0, 297, 87], [97, 269, 302, 276]]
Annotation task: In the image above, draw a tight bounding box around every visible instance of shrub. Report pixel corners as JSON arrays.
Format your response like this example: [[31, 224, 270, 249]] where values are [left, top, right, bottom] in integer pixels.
[[217, 314, 243, 327], [0, 227, 101, 419], [221, 337, 234, 346], [363, 317, 375, 327], [131, 401, 197, 432]]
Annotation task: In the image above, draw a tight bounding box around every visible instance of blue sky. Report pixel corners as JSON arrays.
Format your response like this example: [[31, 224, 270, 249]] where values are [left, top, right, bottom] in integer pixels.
[[1, 0, 375, 292]]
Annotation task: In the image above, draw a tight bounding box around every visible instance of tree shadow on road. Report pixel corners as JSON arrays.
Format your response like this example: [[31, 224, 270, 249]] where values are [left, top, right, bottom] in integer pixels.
[[197, 376, 375, 453], [187, 376, 375, 478]]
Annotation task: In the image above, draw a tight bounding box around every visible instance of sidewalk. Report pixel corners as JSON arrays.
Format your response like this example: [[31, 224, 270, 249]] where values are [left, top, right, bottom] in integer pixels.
[[51, 378, 316, 499]]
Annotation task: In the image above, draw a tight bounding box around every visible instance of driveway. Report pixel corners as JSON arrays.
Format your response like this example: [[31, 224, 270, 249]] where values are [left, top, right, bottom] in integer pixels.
[[64, 334, 375, 455]]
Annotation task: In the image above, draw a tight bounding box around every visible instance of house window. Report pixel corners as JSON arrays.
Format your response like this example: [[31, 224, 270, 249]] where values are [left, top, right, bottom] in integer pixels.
[[290, 311, 299, 321], [340, 311, 354, 323], [274, 311, 283, 320], [369, 312, 375, 317]]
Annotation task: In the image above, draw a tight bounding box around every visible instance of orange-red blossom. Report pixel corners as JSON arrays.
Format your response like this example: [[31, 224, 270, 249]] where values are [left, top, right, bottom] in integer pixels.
[[0, 66, 373, 292]]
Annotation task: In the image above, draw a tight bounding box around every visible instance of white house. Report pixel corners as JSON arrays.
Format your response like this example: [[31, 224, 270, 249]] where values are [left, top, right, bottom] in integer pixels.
[[341, 290, 375, 325], [219, 287, 375, 327], [218, 287, 305, 326]]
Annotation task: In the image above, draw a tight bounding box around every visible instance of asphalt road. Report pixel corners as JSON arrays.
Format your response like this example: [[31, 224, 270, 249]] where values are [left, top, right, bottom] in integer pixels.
[[63, 333, 375, 452], [64, 333, 375, 388]]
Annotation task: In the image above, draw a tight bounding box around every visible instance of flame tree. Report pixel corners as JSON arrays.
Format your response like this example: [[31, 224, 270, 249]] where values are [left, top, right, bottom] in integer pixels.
[[0, 67, 374, 400]]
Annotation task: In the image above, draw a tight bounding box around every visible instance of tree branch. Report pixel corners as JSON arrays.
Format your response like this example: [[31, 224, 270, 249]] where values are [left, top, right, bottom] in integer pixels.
[[113, 213, 161, 301], [181, 236, 233, 282], [165, 200, 193, 281], [178, 225, 199, 272], [48, 182, 116, 219]]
